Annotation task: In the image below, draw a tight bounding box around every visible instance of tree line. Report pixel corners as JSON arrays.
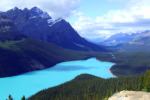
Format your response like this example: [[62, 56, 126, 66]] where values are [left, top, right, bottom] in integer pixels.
[[7, 70, 150, 100]]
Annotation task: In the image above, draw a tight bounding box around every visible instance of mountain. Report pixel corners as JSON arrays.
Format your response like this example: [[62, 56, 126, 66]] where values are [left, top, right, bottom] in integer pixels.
[[112, 31, 150, 52], [101, 30, 150, 46], [0, 15, 26, 41], [100, 33, 137, 46], [1, 7, 106, 52], [0, 16, 112, 77]]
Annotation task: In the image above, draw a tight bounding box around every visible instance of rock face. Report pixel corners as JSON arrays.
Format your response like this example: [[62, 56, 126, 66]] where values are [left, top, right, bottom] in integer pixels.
[[0, 15, 26, 41], [109, 91, 150, 100], [1, 7, 106, 51]]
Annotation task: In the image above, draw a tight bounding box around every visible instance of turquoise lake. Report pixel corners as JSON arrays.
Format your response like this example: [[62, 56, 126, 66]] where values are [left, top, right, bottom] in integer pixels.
[[0, 58, 115, 100]]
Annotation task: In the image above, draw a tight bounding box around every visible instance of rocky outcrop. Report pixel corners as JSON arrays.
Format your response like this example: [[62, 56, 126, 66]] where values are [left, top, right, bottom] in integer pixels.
[[109, 91, 150, 100]]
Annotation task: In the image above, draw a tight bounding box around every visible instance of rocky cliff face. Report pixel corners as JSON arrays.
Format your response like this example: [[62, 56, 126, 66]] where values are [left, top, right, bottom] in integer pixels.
[[1, 7, 106, 51], [0, 15, 26, 41]]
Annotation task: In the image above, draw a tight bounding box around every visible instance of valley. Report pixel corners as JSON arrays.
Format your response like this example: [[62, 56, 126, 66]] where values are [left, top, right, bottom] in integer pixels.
[[0, 58, 114, 100], [0, 6, 150, 100]]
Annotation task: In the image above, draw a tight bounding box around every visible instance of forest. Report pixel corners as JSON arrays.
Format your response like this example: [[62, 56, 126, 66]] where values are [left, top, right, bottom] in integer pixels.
[[111, 52, 150, 76], [26, 69, 150, 100]]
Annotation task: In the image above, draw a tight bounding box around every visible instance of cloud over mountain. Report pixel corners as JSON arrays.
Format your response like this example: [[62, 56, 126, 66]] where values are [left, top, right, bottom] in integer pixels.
[[72, 0, 150, 39], [1, 0, 150, 39]]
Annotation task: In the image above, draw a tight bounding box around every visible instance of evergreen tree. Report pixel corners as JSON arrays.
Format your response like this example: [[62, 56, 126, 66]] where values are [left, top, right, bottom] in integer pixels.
[[138, 73, 144, 91], [116, 83, 119, 93], [143, 70, 150, 91]]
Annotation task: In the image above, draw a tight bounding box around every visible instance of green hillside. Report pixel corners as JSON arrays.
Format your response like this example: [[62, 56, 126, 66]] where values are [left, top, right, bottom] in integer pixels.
[[28, 74, 139, 100], [28, 70, 150, 100], [110, 52, 150, 76], [0, 38, 112, 77]]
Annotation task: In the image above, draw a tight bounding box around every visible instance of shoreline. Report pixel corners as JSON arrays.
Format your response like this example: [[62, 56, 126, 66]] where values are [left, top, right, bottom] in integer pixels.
[[108, 66, 117, 78]]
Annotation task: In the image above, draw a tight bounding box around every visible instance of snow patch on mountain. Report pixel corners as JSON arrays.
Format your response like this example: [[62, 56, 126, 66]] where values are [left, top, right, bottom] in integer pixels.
[[29, 16, 37, 19], [40, 12, 49, 19], [48, 18, 63, 27], [31, 7, 50, 19], [29, 7, 64, 27], [47, 19, 54, 24]]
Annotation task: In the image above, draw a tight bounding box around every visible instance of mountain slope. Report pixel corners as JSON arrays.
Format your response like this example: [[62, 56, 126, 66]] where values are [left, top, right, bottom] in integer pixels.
[[0, 38, 111, 78], [1, 7, 106, 52], [28, 74, 139, 100], [47, 19, 106, 51], [0, 15, 26, 41], [0, 16, 112, 77]]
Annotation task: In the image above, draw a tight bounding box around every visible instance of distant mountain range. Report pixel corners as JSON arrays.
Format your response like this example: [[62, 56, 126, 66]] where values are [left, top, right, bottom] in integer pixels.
[[116, 34, 150, 52], [0, 7, 106, 52], [100, 30, 150, 46], [103, 30, 150, 52]]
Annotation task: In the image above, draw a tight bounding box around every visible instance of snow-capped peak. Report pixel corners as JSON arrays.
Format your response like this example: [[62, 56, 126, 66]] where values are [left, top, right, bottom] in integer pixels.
[[47, 19, 54, 25], [55, 18, 63, 23], [30, 7, 50, 19], [27, 7, 64, 27]]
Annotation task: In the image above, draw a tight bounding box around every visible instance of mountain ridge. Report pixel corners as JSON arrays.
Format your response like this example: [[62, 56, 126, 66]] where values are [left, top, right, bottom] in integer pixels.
[[1, 7, 106, 52], [100, 30, 150, 46], [0, 16, 112, 77]]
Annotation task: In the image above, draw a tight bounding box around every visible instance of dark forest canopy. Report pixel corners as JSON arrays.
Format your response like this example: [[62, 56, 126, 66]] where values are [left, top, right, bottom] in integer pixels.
[[28, 70, 150, 100]]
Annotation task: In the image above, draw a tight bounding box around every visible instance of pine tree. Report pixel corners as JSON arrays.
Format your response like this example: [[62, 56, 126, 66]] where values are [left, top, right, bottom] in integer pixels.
[[106, 90, 110, 99], [138, 73, 144, 91], [116, 84, 119, 93], [143, 70, 149, 91]]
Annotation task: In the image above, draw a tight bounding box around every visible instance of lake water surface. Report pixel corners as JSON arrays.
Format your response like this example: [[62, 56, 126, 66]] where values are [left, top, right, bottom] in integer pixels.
[[0, 58, 115, 100]]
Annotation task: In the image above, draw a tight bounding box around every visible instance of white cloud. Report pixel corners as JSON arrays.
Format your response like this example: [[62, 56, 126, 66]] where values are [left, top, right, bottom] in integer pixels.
[[0, 0, 80, 19], [71, 0, 150, 39], [1, 0, 150, 39]]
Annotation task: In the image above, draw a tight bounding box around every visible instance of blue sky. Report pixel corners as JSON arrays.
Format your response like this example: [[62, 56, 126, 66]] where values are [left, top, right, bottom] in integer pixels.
[[0, 0, 150, 39], [78, 0, 122, 18], [69, 0, 150, 39], [69, 0, 123, 23]]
